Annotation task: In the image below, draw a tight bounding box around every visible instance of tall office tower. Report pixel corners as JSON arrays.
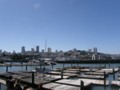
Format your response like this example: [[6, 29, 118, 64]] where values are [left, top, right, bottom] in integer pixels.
[[21, 46, 25, 54], [93, 47, 97, 55], [36, 46, 39, 53], [48, 47, 52, 53], [55, 50, 58, 53], [31, 48, 35, 53]]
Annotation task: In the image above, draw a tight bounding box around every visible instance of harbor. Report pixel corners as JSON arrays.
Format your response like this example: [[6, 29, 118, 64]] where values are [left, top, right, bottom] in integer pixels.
[[0, 63, 120, 90]]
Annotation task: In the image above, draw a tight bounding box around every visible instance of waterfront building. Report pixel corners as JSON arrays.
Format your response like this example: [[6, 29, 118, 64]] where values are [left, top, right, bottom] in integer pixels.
[[21, 46, 25, 54], [55, 50, 58, 53], [36, 46, 39, 53], [92, 54, 96, 60]]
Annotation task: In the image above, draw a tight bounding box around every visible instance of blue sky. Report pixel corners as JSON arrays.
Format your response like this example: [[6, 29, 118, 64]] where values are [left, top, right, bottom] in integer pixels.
[[0, 0, 120, 54]]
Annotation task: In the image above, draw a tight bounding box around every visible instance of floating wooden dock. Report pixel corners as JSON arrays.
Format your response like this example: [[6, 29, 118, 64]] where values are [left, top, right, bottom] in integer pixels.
[[43, 79, 92, 90], [111, 81, 120, 86], [78, 78, 109, 85], [78, 74, 104, 79], [0, 66, 119, 90], [85, 72, 108, 76], [46, 71, 78, 77], [0, 79, 6, 85], [96, 68, 119, 74]]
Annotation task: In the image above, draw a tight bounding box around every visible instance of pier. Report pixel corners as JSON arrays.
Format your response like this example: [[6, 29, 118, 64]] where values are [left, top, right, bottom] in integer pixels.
[[0, 64, 120, 90]]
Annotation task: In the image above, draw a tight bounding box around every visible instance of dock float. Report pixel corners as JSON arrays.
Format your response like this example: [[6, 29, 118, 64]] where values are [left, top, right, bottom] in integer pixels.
[[111, 81, 120, 86], [78, 78, 109, 85], [0, 79, 6, 85], [96, 68, 119, 74], [43, 79, 92, 90], [46, 71, 78, 77], [78, 75, 104, 79], [85, 72, 108, 76]]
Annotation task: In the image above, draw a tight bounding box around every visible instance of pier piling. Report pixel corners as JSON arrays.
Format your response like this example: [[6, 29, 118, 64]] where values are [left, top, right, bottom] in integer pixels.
[[113, 68, 115, 80], [52, 64, 54, 69], [6, 66, 8, 73], [104, 64, 106, 68], [109, 62, 110, 68], [63, 63, 64, 68], [0, 83, 1, 90], [26, 65, 28, 71], [80, 80, 84, 90], [71, 63, 72, 68], [118, 66, 120, 72], [32, 72, 35, 84], [104, 71, 106, 87], [61, 68, 63, 79]]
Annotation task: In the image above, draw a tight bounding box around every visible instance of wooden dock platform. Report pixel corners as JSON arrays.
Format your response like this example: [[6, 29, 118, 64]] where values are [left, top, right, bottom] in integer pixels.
[[0, 79, 6, 85], [43, 79, 92, 90], [78, 74, 104, 79], [96, 68, 119, 74], [111, 81, 120, 86], [85, 72, 108, 76], [78, 78, 109, 85], [46, 71, 78, 77]]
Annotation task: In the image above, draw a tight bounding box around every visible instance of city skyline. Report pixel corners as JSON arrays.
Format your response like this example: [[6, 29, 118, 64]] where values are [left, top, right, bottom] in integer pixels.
[[0, 0, 120, 54]]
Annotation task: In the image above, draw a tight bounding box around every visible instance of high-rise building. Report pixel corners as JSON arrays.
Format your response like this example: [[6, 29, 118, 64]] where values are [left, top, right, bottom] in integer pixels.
[[55, 50, 58, 53], [31, 48, 35, 53], [93, 47, 97, 55], [48, 47, 52, 53], [21, 46, 25, 54], [36, 46, 39, 53]]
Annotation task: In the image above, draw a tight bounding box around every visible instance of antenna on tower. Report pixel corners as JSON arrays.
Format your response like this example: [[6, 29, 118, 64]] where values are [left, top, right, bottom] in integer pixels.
[[44, 39, 47, 59], [45, 39, 47, 53]]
